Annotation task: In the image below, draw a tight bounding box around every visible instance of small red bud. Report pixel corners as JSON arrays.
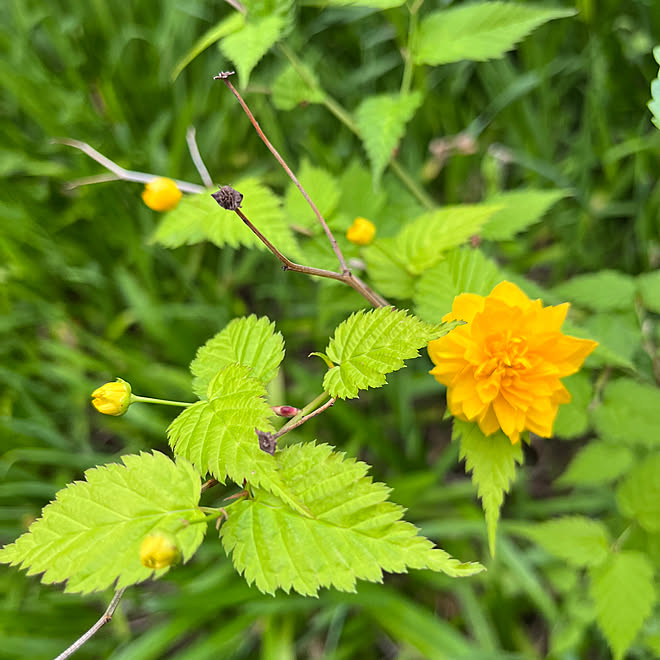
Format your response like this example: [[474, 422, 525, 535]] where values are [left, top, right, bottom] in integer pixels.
[[271, 405, 300, 418]]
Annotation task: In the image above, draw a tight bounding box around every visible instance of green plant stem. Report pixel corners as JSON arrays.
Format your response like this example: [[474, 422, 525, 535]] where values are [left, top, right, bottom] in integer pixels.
[[612, 524, 634, 552], [277, 43, 435, 210], [130, 395, 194, 408], [401, 0, 424, 95]]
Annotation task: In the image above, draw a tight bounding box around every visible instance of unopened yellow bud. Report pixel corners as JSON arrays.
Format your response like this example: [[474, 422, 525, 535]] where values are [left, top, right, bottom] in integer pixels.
[[91, 379, 132, 416], [140, 530, 181, 569], [142, 177, 182, 211], [346, 217, 376, 246]]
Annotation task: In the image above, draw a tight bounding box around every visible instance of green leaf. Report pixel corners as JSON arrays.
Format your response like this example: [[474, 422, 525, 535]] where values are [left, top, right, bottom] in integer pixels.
[[557, 443, 634, 487], [283, 160, 340, 234], [481, 189, 568, 240], [413, 247, 502, 323], [190, 315, 284, 398], [336, 160, 387, 222], [649, 45, 660, 130], [399, 204, 502, 274], [415, 3, 575, 66], [590, 551, 656, 660], [354, 92, 422, 186], [171, 13, 245, 81], [321, 307, 453, 399], [151, 178, 299, 256], [511, 517, 610, 568], [271, 63, 325, 111], [220, 442, 484, 596], [637, 270, 660, 313], [617, 453, 660, 532], [219, 15, 285, 88], [320, 0, 406, 8], [552, 372, 593, 440], [591, 378, 660, 448], [454, 419, 522, 556], [363, 238, 417, 299], [552, 270, 637, 312], [0, 452, 205, 594]]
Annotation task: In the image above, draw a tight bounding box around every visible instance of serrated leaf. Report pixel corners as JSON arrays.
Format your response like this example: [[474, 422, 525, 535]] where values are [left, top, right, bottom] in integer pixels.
[[552, 271, 637, 312], [363, 238, 417, 299], [558, 443, 634, 487], [617, 453, 660, 532], [591, 378, 660, 448], [219, 15, 285, 88], [511, 517, 610, 568], [151, 178, 299, 256], [413, 247, 502, 323], [481, 189, 568, 240], [399, 204, 502, 275], [354, 92, 422, 186], [190, 315, 284, 398], [283, 160, 340, 234], [552, 372, 593, 440], [321, 307, 452, 399], [171, 12, 245, 81], [590, 551, 656, 660], [0, 452, 205, 594], [637, 270, 660, 313], [220, 442, 483, 596], [454, 419, 522, 556], [415, 3, 575, 66], [271, 63, 325, 110]]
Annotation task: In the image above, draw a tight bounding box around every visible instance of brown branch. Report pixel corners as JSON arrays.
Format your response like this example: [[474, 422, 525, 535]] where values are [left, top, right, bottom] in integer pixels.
[[54, 588, 126, 660], [272, 397, 336, 441]]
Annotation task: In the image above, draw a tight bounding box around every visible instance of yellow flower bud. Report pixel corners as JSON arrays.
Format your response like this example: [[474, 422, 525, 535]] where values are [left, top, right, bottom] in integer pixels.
[[346, 217, 376, 246], [140, 530, 181, 569], [142, 177, 182, 212], [91, 378, 132, 416]]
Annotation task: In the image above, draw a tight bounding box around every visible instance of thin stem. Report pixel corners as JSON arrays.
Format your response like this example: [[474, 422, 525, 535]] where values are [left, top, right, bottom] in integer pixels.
[[64, 172, 121, 190], [186, 126, 214, 188], [401, 0, 425, 95], [201, 478, 219, 493], [278, 391, 330, 434], [131, 395, 194, 408], [273, 397, 335, 442], [54, 588, 126, 660], [54, 138, 205, 194], [215, 72, 350, 274], [223, 0, 246, 14]]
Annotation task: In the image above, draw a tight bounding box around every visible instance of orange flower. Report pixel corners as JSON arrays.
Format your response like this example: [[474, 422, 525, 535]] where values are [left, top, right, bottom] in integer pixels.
[[142, 177, 182, 211], [428, 281, 597, 444]]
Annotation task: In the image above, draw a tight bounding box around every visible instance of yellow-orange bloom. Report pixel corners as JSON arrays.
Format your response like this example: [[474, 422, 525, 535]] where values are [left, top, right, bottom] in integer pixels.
[[428, 281, 597, 444], [139, 530, 180, 569], [346, 217, 376, 245], [91, 379, 132, 416], [142, 177, 182, 211]]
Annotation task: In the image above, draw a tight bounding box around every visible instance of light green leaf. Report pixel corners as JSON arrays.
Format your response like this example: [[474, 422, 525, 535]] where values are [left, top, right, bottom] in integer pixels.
[[221, 442, 484, 596], [415, 3, 575, 66], [363, 238, 417, 299], [0, 452, 205, 594], [190, 315, 284, 398], [649, 45, 660, 130], [219, 15, 285, 88], [319, 0, 406, 8], [591, 378, 660, 448], [552, 270, 637, 312], [272, 63, 325, 111], [637, 270, 660, 313], [399, 204, 502, 274], [552, 372, 593, 440], [151, 178, 299, 256], [355, 92, 422, 186], [171, 13, 245, 81], [283, 160, 340, 234], [511, 517, 610, 568], [557, 443, 634, 487], [617, 453, 660, 532], [454, 419, 522, 556], [321, 307, 453, 399], [590, 551, 656, 660], [413, 247, 502, 323], [337, 160, 387, 222], [481, 189, 569, 240]]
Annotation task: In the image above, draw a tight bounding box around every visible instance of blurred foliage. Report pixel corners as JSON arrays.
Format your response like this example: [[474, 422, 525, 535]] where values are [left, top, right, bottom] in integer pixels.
[[1, 0, 659, 658]]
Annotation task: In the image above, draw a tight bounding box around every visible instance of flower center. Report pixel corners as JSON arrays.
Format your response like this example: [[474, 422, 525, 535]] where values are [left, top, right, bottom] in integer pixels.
[[475, 332, 530, 387]]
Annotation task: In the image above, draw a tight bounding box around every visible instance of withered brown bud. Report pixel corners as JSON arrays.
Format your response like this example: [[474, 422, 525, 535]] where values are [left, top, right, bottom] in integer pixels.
[[213, 71, 235, 80], [212, 185, 243, 211], [256, 428, 277, 455]]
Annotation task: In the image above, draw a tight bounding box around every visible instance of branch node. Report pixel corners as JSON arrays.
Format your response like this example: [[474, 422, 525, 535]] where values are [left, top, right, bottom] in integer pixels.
[[212, 185, 243, 211]]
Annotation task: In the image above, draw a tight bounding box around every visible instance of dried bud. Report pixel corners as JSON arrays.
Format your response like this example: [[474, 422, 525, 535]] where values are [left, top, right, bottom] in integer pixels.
[[346, 217, 376, 246], [91, 379, 132, 416], [271, 405, 300, 418], [142, 177, 182, 212], [212, 185, 243, 211], [140, 530, 180, 569], [256, 429, 277, 455]]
